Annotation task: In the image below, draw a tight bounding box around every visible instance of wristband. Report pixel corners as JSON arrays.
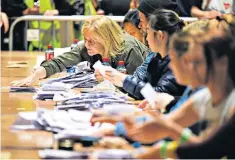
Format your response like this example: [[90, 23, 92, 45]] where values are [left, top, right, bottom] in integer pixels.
[[167, 141, 179, 158], [180, 128, 192, 144], [160, 140, 170, 159], [114, 122, 127, 137]]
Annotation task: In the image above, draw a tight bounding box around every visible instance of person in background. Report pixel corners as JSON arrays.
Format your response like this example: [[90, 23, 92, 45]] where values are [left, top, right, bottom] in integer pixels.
[[176, 0, 203, 17], [12, 16, 148, 86], [0, 11, 9, 39], [99, 9, 186, 100], [138, 20, 209, 113], [99, 0, 131, 15], [1, 0, 37, 50], [137, 0, 178, 44], [136, 25, 235, 159], [129, 0, 141, 10], [123, 9, 144, 43], [92, 17, 235, 146], [191, 0, 235, 19]]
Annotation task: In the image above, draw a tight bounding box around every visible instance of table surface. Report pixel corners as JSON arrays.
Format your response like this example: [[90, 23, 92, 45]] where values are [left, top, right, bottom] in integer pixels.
[[1, 51, 140, 159], [1, 51, 53, 159]]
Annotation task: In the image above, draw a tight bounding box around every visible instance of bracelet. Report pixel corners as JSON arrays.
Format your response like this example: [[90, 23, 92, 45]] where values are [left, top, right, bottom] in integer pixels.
[[160, 140, 170, 159], [114, 122, 127, 137], [179, 128, 192, 144], [167, 141, 179, 158]]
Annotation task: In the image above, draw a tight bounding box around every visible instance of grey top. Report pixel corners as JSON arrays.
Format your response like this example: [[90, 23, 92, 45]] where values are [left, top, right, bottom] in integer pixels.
[[41, 34, 150, 77]]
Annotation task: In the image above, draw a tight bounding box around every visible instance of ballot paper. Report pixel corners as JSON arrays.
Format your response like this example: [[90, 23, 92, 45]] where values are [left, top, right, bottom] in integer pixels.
[[76, 61, 91, 71], [55, 92, 128, 110], [34, 90, 75, 101], [11, 111, 40, 130], [54, 128, 101, 141], [6, 64, 28, 68], [93, 149, 133, 159], [93, 61, 112, 76], [41, 72, 98, 89], [39, 149, 90, 159], [10, 86, 37, 93], [102, 104, 141, 115], [41, 82, 72, 91], [8, 61, 28, 65], [140, 83, 157, 109]]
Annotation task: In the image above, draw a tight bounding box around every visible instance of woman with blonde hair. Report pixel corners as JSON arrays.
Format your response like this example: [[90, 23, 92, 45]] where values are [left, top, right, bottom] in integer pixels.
[[12, 15, 148, 86]]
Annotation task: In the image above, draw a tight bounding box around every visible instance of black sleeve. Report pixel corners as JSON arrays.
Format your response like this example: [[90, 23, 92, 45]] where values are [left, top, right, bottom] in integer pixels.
[[176, 113, 235, 159], [165, 98, 180, 113], [53, 0, 76, 15], [123, 71, 185, 100], [1, 0, 27, 17]]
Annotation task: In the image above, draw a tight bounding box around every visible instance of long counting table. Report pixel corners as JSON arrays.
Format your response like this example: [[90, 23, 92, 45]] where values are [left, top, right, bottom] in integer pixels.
[[1, 51, 141, 159], [1, 51, 54, 159]]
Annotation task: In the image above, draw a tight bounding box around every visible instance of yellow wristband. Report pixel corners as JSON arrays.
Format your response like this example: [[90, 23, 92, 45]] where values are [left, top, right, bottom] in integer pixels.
[[167, 141, 179, 159]]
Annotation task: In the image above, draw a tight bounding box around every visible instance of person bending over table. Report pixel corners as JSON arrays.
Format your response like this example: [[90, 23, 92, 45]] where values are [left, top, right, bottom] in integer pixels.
[[12, 15, 149, 86]]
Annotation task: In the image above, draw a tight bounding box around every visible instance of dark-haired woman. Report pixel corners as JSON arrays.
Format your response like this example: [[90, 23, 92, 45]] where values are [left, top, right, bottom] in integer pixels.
[[123, 9, 144, 44], [134, 25, 235, 159], [108, 18, 235, 144], [102, 9, 186, 99]]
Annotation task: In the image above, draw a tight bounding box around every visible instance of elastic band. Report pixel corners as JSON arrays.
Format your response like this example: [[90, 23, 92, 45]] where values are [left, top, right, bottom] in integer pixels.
[[160, 141, 170, 159], [114, 122, 127, 137], [180, 128, 192, 144]]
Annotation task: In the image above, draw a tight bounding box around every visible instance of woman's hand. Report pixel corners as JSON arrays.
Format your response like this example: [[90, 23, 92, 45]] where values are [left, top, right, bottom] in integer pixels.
[[204, 10, 222, 19], [126, 117, 173, 143], [138, 93, 174, 110], [11, 67, 47, 86], [11, 73, 39, 86], [44, 10, 59, 16], [94, 69, 104, 82], [104, 68, 127, 87]]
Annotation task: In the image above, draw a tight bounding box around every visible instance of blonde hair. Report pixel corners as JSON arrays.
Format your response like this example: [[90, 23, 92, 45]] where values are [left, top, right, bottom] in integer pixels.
[[182, 20, 209, 35], [82, 16, 124, 58], [169, 20, 210, 57]]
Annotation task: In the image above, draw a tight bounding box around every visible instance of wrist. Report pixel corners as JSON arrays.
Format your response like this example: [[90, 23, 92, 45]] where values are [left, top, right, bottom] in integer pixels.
[[179, 128, 192, 144], [34, 66, 46, 79]]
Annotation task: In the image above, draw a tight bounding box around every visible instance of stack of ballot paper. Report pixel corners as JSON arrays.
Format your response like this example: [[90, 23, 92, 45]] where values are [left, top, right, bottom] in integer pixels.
[[55, 92, 128, 110], [39, 149, 91, 159], [93, 149, 133, 159], [41, 71, 98, 89], [12, 109, 94, 133]]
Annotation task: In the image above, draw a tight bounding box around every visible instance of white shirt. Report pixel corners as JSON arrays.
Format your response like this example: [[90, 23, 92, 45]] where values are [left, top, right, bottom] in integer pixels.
[[190, 88, 235, 139], [203, 0, 234, 13]]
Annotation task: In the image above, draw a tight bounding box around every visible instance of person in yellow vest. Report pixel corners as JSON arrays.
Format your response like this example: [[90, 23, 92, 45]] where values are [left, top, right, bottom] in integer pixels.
[[43, 0, 97, 41], [24, 0, 61, 51]]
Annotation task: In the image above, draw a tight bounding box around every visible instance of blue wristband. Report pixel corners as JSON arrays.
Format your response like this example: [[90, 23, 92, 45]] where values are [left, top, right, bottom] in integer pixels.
[[114, 122, 127, 137]]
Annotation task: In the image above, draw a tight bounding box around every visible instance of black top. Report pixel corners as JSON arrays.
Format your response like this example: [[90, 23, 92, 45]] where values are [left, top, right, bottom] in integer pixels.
[[54, 0, 77, 15], [175, 0, 203, 17], [123, 53, 186, 100], [177, 113, 235, 159], [1, 0, 27, 17], [100, 0, 131, 15]]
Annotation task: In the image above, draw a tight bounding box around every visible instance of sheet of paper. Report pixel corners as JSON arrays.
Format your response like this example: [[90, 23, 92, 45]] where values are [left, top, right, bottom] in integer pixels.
[[93, 60, 106, 76], [6, 64, 28, 68], [103, 104, 141, 115], [140, 83, 157, 109], [8, 61, 28, 65]]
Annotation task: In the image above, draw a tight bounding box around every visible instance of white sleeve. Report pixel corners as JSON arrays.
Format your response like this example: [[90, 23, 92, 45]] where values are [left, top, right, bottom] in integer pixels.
[[189, 88, 211, 119]]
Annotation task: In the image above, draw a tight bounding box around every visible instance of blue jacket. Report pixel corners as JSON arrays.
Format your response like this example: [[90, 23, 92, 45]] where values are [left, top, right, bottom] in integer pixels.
[[123, 52, 186, 100]]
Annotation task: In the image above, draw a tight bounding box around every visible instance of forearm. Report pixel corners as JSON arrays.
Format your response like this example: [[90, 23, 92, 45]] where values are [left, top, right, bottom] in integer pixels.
[[34, 66, 47, 79], [123, 76, 145, 99], [191, 6, 206, 18]]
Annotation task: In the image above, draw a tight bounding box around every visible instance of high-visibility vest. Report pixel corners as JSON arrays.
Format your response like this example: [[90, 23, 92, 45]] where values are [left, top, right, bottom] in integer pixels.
[[24, 0, 61, 50]]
